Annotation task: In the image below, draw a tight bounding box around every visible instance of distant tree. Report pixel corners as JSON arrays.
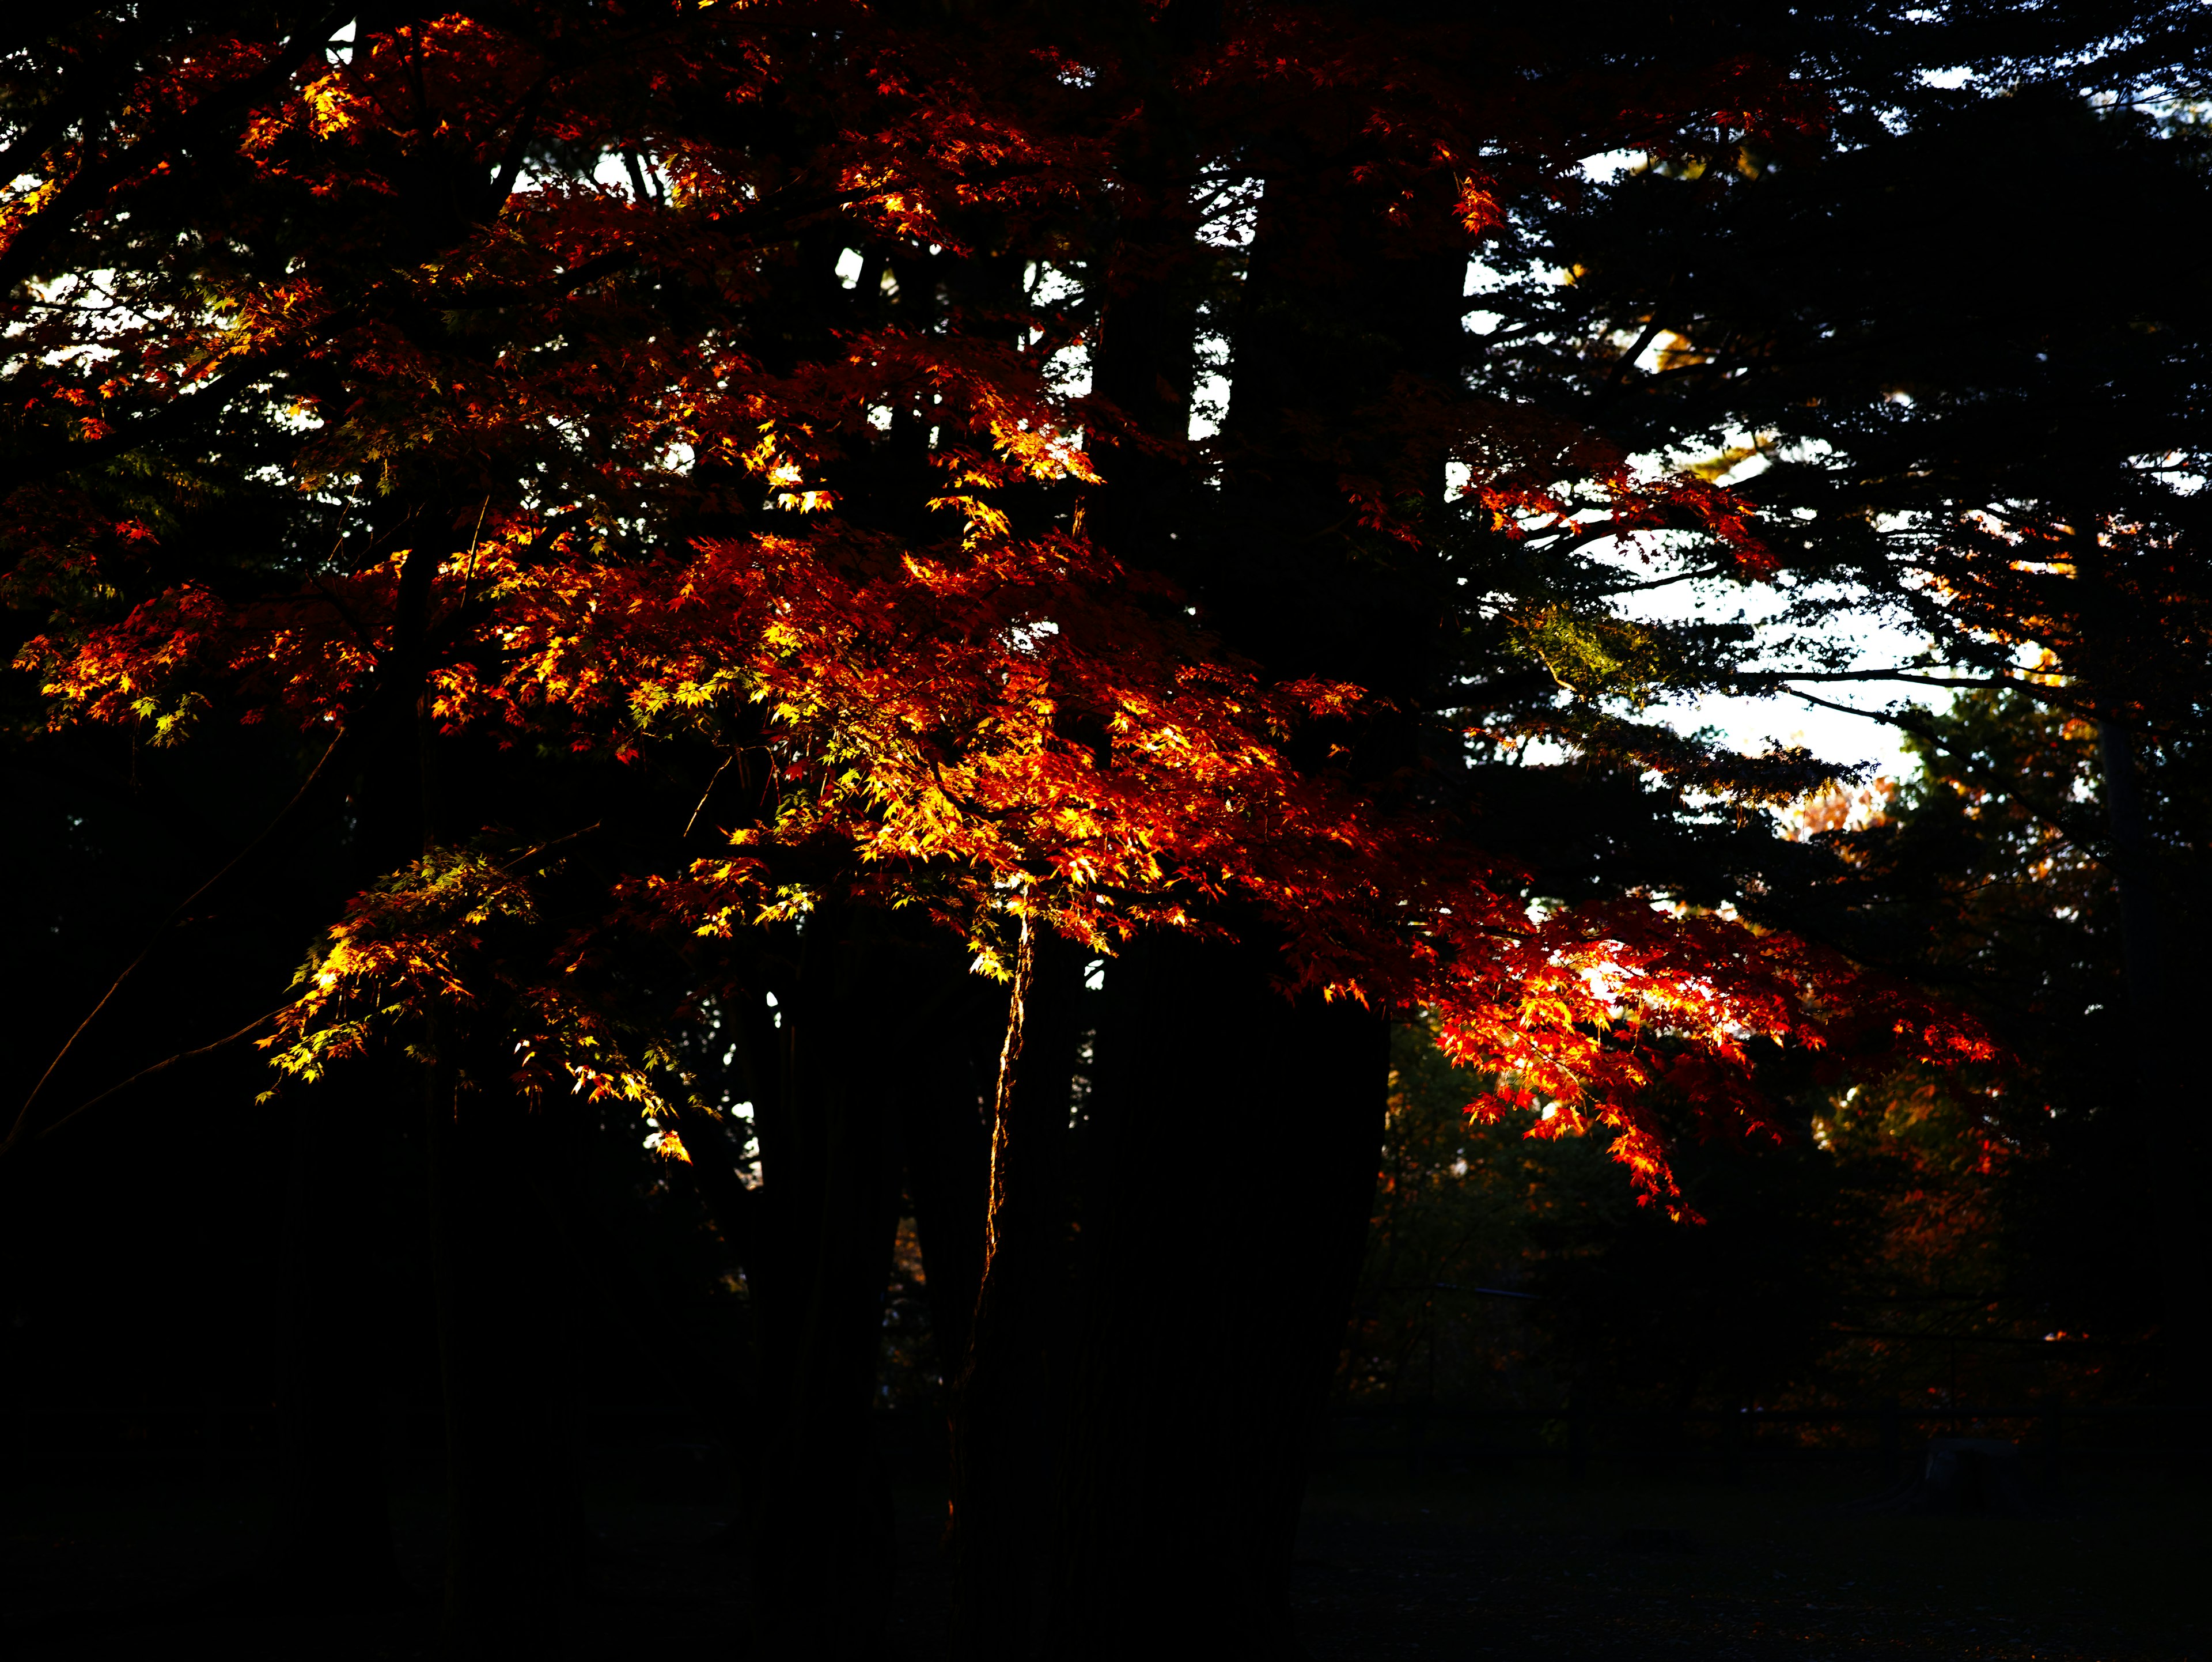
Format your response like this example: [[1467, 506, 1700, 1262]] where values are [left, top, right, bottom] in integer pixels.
[[1806, 687, 2183, 1390], [1535, 64, 2212, 1383], [1354, 1012, 1856, 1422]]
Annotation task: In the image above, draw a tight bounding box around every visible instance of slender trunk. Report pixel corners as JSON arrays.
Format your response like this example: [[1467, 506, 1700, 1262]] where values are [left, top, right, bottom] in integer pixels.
[[948, 920, 1084, 1658]]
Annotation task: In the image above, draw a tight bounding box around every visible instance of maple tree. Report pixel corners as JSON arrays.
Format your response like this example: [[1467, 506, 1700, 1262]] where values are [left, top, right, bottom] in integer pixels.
[[0, 3, 2040, 1653]]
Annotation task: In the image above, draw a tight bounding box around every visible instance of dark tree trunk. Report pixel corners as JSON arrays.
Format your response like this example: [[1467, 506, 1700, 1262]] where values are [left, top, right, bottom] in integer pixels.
[[389, 531, 595, 1650], [1049, 930, 1385, 1655], [546, 1100, 760, 1467], [1050, 74, 1461, 1648], [1206, 156, 1462, 710], [2094, 721, 2207, 1392], [422, 1059, 587, 1654], [2076, 507, 2207, 1396], [743, 904, 906, 1659], [263, 536, 441, 1611], [268, 1060, 403, 1608], [902, 1002, 994, 1379]]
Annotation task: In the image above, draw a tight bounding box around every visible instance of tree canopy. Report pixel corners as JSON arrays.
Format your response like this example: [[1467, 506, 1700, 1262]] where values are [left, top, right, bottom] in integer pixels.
[[3, 2, 2205, 1655]]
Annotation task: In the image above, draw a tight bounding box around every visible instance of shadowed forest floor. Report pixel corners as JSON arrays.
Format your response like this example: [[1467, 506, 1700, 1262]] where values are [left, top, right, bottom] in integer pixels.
[[3, 1462, 2201, 1659], [1289, 1468, 2204, 1661]]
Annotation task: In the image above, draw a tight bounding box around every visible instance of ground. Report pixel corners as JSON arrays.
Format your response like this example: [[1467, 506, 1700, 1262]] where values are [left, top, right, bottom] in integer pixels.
[[1291, 1466, 2202, 1660], [3, 1456, 2200, 1658]]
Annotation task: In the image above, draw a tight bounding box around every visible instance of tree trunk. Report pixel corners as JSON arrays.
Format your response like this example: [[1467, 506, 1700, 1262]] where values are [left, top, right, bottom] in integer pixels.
[[268, 1059, 403, 1608], [901, 996, 995, 1380], [265, 533, 444, 1614], [949, 922, 1085, 1659], [743, 904, 906, 1659], [2076, 506, 2207, 1396], [422, 1057, 587, 1655], [1049, 929, 1385, 1655], [2094, 721, 2207, 1392], [392, 529, 592, 1650], [1047, 74, 1461, 1640]]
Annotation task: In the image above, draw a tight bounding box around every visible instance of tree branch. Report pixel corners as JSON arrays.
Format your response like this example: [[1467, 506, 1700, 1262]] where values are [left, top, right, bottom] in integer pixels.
[[4, 1008, 281, 1160], [3, 728, 351, 1156]]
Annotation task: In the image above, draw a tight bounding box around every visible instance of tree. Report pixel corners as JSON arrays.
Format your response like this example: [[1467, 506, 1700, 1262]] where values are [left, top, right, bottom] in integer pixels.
[[1535, 26, 2212, 1385], [2, 5, 1993, 1654], [1809, 688, 2181, 1391]]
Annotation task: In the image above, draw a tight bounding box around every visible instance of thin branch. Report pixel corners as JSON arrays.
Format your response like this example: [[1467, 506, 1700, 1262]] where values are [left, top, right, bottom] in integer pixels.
[[1777, 683, 1945, 741], [4, 729, 349, 1156], [0, 52, 130, 192], [456, 494, 492, 613], [1597, 561, 1732, 596], [9, 1008, 281, 1158], [426, 246, 641, 311], [1779, 685, 2085, 846], [497, 821, 603, 874], [684, 752, 737, 839], [0, 330, 320, 491], [1740, 667, 2041, 692], [982, 908, 1037, 1277]]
